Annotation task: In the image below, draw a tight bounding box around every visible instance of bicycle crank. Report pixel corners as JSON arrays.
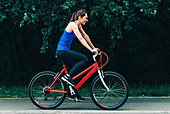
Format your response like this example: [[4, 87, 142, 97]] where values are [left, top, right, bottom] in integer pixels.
[[68, 86, 79, 102]]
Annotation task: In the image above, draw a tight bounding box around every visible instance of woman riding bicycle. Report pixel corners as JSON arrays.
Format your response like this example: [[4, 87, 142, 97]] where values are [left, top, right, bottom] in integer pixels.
[[56, 9, 99, 100]]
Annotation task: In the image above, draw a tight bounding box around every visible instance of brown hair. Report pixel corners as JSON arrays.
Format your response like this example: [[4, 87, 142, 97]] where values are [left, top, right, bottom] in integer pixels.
[[70, 9, 87, 22]]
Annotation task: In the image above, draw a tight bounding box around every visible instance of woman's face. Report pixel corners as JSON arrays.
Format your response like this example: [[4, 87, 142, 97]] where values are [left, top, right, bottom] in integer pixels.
[[79, 13, 88, 25]]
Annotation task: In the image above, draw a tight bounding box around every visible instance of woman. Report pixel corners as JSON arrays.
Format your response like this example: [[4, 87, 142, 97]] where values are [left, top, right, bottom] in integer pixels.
[[56, 9, 98, 100]]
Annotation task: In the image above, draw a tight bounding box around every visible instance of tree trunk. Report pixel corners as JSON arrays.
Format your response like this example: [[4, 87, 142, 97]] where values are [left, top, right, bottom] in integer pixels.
[[9, 29, 21, 81]]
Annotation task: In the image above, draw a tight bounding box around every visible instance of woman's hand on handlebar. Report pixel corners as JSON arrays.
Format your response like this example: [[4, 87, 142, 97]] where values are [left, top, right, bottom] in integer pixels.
[[92, 48, 100, 55]]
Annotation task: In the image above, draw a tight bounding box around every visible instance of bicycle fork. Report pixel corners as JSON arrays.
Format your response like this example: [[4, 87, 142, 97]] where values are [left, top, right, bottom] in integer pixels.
[[93, 54, 110, 92], [98, 69, 110, 92]]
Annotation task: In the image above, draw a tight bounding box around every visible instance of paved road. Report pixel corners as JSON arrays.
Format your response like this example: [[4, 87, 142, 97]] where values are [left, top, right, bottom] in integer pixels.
[[0, 97, 170, 113]]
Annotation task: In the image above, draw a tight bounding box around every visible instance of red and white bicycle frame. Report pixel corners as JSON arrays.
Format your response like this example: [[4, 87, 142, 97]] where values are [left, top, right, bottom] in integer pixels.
[[46, 52, 110, 93]]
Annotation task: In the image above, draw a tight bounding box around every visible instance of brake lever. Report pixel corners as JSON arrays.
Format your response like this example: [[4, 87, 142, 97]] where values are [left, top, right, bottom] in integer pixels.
[[98, 49, 101, 54]]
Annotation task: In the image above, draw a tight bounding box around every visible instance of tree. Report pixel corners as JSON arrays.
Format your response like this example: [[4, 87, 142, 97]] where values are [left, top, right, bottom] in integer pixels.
[[1, 0, 168, 84], [0, 0, 161, 53]]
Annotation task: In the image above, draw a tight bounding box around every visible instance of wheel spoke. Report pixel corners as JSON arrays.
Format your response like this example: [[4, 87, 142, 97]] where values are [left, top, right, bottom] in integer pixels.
[[29, 72, 66, 109], [91, 72, 128, 109]]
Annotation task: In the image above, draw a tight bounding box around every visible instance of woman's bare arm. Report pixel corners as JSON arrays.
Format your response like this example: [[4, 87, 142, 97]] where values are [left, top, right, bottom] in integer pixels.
[[71, 23, 93, 53], [79, 25, 95, 49]]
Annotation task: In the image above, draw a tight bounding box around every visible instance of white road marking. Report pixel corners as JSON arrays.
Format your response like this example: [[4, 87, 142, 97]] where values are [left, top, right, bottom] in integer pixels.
[[0, 110, 170, 114]]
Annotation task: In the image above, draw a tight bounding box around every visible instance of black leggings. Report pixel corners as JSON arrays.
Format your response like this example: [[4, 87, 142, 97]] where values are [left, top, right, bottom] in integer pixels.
[[56, 50, 88, 77]]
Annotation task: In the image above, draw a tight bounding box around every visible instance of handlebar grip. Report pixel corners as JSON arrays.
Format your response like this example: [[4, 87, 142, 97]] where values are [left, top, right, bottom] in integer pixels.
[[93, 49, 101, 54], [92, 51, 96, 54]]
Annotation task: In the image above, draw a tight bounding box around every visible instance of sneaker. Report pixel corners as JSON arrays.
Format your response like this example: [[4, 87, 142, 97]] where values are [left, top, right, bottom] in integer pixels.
[[77, 94, 85, 101], [61, 75, 76, 87], [68, 94, 85, 101]]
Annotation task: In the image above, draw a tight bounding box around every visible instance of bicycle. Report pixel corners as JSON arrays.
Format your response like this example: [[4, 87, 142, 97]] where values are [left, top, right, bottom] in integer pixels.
[[28, 50, 129, 110]]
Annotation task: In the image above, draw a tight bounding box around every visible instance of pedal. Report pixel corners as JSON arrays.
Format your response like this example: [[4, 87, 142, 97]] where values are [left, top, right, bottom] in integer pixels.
[[75, 97, 80, 102], [68, 86, 80, 102]]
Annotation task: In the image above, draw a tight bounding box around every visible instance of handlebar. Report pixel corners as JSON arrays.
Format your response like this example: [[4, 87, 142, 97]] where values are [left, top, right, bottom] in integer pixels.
[[92, 51, 109, 69]]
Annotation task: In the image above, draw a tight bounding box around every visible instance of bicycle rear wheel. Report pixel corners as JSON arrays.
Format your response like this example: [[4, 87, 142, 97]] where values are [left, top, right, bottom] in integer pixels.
[[90, 71, 128, 110], [29, 71, 66, 109]]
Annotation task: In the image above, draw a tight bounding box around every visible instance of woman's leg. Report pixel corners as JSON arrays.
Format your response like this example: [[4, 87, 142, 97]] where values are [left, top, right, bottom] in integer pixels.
[[68, 50, 88, 76], [56, 50, 87, 100], [57, 50, 88, 77]]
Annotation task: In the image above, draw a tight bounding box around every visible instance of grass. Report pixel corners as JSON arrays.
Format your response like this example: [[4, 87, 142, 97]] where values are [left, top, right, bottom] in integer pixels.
[[0, 85, 29, 98], [0, 84, 169, 98], [129, 83, 170, 97]]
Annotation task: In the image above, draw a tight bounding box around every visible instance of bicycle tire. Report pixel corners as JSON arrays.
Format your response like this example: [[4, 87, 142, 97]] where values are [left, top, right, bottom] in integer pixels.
[[28, 71, 66, 109], [90, 71, 129, 110]]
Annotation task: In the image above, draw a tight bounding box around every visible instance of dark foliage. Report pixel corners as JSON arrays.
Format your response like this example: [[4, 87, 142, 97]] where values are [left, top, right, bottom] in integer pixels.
[[0, 0, 169, 85]]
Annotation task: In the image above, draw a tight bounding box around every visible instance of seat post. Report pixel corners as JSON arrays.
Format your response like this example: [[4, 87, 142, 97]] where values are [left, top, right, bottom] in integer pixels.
[[63, 65, 68, 75]]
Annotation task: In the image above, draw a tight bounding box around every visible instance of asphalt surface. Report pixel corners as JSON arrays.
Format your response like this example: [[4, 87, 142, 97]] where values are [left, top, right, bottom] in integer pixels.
[[0, 97, 170, 114]]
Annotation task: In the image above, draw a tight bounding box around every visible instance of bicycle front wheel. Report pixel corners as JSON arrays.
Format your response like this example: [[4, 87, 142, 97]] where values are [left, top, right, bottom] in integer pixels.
[[90, 71, 129, 110], [29, 71, 66, 109]]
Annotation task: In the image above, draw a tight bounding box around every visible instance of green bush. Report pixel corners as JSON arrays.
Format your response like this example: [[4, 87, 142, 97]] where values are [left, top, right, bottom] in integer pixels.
[[0, 0, 169, 85]]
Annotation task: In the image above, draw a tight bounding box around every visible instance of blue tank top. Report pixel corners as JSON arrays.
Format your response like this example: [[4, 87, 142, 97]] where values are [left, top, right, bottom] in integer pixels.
[[57, 22, 77, 50]]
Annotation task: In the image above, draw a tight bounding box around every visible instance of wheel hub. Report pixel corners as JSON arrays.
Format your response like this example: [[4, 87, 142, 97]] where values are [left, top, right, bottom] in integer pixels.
[[42, 86, 50, 94]]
